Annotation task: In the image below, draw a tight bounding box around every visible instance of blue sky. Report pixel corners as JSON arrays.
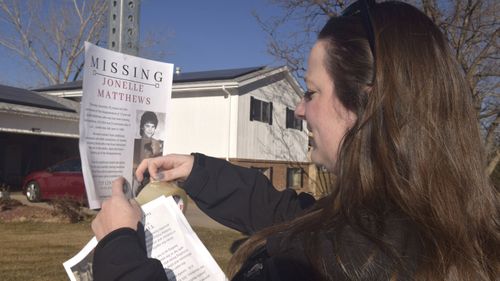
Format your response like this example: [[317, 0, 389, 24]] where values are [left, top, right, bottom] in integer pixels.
[[1, 0, 288, 88], [140, 0, 281, 72]]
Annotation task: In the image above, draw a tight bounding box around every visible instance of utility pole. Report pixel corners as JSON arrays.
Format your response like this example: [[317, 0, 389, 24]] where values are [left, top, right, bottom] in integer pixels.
[[108, 0, 141, 55]]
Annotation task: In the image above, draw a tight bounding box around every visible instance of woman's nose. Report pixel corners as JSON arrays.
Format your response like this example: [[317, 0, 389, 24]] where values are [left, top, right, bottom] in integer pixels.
[[294, 99, 305, 120]]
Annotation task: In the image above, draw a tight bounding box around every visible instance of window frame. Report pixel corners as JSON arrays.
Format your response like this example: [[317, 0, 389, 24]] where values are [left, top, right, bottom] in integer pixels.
[[251, 166, 273, 183], [285, 107, 303, 130], [286, 167, 304, 189], [250, 96, 273, 125]]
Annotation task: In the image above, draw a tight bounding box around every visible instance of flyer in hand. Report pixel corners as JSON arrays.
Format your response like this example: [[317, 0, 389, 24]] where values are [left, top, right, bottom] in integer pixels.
[[79, 42, 173, 209], [63, 196, 228, 281], [66, 43, 228, 281]]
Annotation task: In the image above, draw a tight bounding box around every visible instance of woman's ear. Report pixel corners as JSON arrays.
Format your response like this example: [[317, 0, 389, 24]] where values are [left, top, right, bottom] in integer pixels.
[[347, 109, 357, 126], [363, 85, 373, 95]]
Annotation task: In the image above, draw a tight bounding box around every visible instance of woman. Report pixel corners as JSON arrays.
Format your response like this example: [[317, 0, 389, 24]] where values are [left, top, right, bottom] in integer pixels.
[[133, 111, 164, 195], [139, 111, 159, 139], [91, 1, 499, 280], [135, 111, 164, 162]]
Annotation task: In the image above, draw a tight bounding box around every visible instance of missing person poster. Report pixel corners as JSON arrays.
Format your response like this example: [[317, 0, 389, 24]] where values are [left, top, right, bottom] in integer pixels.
[[80, 42, 174, 209]]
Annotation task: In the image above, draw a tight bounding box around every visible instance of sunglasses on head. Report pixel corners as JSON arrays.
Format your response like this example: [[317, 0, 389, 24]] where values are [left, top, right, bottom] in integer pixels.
[[341, 0, 377, 59]]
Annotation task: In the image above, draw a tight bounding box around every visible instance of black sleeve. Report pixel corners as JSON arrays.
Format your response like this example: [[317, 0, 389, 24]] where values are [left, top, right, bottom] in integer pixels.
[[182, 153, 315, 234], [93, 224, 169, 281]]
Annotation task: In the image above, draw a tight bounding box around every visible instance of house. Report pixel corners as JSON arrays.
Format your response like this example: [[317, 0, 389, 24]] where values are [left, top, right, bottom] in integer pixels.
[[0, 84, 80, 187], [3, 66, 318, 194]]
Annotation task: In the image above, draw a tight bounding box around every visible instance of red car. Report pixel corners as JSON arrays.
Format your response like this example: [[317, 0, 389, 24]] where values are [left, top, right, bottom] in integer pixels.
[[22, 158, 86, 203]]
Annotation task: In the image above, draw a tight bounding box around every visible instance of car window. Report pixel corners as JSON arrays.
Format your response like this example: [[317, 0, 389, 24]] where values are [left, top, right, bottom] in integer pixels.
[[51, 159, 82, 172], [71, 159, 82, 172], [51, 161, 68, 172]]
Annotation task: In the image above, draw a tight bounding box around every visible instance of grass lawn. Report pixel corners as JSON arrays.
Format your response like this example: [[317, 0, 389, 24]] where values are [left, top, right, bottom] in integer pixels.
[[0, 221, 245, 281]]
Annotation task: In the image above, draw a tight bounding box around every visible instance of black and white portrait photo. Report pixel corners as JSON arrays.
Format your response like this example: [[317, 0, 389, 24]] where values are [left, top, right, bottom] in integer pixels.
[[132, 110, 165, 195]]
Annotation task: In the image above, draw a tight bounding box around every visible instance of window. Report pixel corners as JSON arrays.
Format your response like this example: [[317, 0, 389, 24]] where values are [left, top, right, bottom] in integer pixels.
[[286, 168, 303, 189], [50, 159, 81, 172], [251, 166, 273, 182], [286, 107, 302, 130], [250, 96, 273, 125]]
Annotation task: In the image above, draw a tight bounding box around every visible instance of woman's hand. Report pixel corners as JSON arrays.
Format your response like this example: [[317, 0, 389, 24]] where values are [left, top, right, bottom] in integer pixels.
[[135, 154, 194, 182], [91, 177, 142, 240]]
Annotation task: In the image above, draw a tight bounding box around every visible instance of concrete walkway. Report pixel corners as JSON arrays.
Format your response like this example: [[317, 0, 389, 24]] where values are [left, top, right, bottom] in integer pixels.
[[10, 192, 234, 231]]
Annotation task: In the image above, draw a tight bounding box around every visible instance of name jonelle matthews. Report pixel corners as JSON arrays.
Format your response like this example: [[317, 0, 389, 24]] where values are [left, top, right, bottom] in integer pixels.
[[90, 55, 167, 105]]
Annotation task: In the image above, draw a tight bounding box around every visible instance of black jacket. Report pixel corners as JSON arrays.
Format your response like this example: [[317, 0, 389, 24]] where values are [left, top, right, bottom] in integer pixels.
[[93, 153, 421, 280]]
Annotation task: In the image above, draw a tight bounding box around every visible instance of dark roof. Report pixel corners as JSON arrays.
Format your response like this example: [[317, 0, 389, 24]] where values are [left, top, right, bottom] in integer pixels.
[[0, 84, 76, 113], [173, 66, 265, 83], [32, 66, 266, 92], [33, 80, 83, 92]]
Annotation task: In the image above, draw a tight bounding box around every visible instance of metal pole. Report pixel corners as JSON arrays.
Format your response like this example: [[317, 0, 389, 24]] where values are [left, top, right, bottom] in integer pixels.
[[108, 0, 141, 55]]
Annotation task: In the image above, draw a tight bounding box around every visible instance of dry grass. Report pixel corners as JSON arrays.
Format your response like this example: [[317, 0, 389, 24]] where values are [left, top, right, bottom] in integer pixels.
[[195, 227, 247, 270], [0, 221, 245, 281], [0, 222, 93, 281]]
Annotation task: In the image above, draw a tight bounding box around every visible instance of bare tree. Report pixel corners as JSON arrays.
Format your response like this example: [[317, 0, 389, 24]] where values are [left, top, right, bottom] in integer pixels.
[[255, 0, 499, 176], [417, 0, 499, 175], [0, 0, 108, 86]]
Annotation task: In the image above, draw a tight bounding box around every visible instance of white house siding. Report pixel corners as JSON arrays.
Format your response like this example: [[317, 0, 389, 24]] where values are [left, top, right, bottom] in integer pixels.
[[166, 90, 233, 158], [228, 89, 240, 158], [23, 67, 317, 191], [237, 79, 308, 162]]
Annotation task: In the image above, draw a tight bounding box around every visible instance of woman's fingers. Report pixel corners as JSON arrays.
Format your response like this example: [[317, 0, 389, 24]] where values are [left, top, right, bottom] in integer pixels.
[[155, 169, 182, 182], [129, 198, 142, 212], [111, 177, 126, 197], [91, 213, 102, 238], [135, 154, 194, 182], [135, 157, 165, 181], [92, 177, 142, 240]]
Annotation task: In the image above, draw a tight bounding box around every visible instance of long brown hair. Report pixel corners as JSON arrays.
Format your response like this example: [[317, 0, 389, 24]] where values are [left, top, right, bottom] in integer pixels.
[[228, 1, 499, 280]]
